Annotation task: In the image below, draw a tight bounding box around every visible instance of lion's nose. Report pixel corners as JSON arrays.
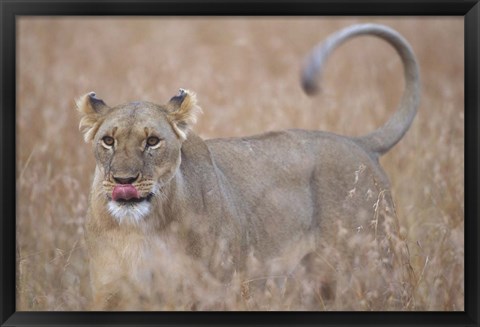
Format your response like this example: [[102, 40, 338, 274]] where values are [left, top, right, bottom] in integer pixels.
[[113, 174, 140, 185]]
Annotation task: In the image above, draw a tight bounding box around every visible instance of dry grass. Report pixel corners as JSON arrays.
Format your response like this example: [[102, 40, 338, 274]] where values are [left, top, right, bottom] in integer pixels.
[[16, 17, 464, 311]]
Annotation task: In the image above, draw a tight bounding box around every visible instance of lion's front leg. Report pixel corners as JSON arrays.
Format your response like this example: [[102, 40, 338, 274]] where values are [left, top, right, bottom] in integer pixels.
[[87, 242, 127, 310]]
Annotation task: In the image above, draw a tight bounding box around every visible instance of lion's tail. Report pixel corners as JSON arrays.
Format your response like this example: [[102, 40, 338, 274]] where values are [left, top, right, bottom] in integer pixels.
[[301, 23, 420, 155]]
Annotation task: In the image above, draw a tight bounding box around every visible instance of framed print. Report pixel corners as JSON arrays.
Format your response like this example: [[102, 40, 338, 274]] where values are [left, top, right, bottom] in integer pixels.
[[1, 0, 478, 326]]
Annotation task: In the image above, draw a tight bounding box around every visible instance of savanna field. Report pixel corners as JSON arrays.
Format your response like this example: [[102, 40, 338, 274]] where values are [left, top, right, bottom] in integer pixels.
[[16, 17, 464, 311]]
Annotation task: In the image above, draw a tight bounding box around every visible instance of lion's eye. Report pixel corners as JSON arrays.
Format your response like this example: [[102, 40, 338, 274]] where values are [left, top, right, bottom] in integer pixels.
[[146, 136, 161, 147], [102, 136, 115, 147]]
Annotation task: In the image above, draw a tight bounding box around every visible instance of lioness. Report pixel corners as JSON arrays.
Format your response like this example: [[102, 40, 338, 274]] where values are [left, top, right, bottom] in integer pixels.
[[77, 24, 419, 310]]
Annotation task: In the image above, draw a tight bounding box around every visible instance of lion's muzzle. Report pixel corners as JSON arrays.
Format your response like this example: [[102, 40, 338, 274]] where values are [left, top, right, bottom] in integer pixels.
[[106, 181, 155, 224]]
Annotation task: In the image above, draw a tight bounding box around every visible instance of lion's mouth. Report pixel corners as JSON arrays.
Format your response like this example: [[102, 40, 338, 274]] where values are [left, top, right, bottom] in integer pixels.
[[109, 194, 154, 205], [109, 184, 154, 204]]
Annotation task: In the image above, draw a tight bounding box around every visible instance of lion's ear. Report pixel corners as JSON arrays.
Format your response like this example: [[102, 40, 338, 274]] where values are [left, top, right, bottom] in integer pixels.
[[166, 89, 202, 140], [75, 92, 110, 143]]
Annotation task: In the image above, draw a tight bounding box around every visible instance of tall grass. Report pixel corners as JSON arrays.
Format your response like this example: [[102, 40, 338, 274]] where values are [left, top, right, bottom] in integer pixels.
[[16, 17, 464, 311]]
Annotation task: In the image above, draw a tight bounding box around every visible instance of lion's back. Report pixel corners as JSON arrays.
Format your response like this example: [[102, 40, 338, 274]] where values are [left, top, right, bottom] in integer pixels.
[[204, 129, 393, 259]]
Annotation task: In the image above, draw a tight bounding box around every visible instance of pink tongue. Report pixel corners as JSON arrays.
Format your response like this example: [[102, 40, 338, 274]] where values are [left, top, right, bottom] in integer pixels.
[[112, 184, 140, 201]]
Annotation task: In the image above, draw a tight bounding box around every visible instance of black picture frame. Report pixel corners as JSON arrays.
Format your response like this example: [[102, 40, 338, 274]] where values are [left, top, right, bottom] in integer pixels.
[[1, 0, 478, 326]]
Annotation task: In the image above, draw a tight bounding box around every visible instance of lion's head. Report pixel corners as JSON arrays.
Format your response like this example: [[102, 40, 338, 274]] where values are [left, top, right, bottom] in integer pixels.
[[76, 89, 202, 224]]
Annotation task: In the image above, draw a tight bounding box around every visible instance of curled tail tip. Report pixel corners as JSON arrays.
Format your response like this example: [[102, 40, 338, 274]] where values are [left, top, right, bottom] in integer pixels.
[[301, 61, 323, 96], [301, 77, 321, 96], [301, 23, 420, 154]]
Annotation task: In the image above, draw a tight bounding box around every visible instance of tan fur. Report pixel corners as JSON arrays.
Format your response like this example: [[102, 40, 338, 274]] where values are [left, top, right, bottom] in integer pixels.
[[77, 24, 418, 309], [166, 89, 202, 139]]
